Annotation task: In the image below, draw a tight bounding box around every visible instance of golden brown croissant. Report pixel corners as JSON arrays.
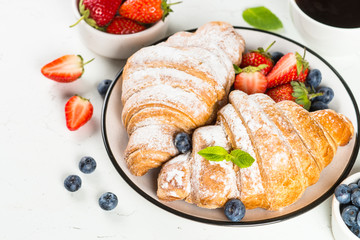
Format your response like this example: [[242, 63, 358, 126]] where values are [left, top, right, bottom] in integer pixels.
[[121, 22, 245, 176], [157, 90, 354, 211]]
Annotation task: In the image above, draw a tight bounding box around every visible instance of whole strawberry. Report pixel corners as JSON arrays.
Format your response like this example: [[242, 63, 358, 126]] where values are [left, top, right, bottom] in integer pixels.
[[71, 0, 122, 29], [119, 0, 181, 24], [266, 51, 309, 89], [266, 81, 321, 110], [240, 41, 275, 75], [233, 64, 268, 95], [106, 16, 146, 34]]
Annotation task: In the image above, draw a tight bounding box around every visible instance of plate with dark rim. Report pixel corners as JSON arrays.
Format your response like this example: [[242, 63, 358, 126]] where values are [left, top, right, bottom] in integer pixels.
[[101, 26, 359, 226]]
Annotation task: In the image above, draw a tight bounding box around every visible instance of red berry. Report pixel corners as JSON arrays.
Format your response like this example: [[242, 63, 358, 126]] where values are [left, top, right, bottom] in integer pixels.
[[234, 65, 268, 95], [106, 16, 146, 34], [65, 95, 94, 131], [240, 41, 275, 75]]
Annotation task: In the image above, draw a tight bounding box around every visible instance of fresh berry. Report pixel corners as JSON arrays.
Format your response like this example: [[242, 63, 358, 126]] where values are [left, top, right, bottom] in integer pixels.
[[270, 51, 284, 64], [351, 224, 360, 238], [306, 69, 322, 89], [106, 16, 146, 34], [352, 190, 360, 207], [71, 0, 123, 29], [99, 192, 118, 210], [266, 81, 320, 110], [174, 132, 191, 153], [240, 41, 275, 75], [79, 156, 97, 174], [349, 183, 359, 192], [309, 101, 328, 112], [335, 184, 352, 204], [41, 55, 94, 83], [342, 205, 359, 227], [233, 64, 268, 95], [312, 87, 334, 104], [224, 199, 246, 222], [119, 0, 180, 24], [65, 95, 94, 131], [64, 175, 82, 192], [266, 51, 309, 88], [97, 79, 112, 98]]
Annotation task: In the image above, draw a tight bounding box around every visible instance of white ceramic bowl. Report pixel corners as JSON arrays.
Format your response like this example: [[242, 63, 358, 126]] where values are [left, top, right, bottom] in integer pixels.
[[332, 172, 360, 240], [289, 0, 360, 56], [72, 0, 169, 59]]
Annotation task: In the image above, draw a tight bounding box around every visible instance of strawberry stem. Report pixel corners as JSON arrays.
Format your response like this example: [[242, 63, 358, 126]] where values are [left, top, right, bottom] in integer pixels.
[[265, 41, 276, 52], [83, 58, 95, 66], [69, 15, 86, 28]]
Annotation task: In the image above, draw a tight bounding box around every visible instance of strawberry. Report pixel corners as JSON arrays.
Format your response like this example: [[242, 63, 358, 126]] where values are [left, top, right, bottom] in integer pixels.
[[41, 55, 94, 83], [233, 64, 268, 95], [106, 16, 146, 34], [266, 51, 309, 89], [119, 0, 181, 24], [266, 81, 322, 110], [71, 0, 122, 29], [65, 95, 94, 131], [240, 41, 275, 75]]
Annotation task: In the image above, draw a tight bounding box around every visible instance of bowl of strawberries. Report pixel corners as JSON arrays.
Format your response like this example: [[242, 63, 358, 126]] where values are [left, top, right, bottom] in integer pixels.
[[71, 0, 180, 59]]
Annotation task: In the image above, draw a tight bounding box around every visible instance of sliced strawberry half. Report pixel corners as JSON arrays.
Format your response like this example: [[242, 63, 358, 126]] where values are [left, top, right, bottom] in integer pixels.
[[266, 51, 309, 89], [233, 64, 268, 95], [65, 95, 94, 131], [41, 55, 94, 83]]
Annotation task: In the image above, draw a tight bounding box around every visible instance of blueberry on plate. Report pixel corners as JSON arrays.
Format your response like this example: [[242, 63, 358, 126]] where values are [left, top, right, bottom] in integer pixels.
[[224, 199, 246, 222], [99, 192, 118, 211], [342, 205, 359, 227], [306, 69, 322, 89], [310, 101, 328, 112], [79, 156, 97, 174], [97, 79, 112, 97], [313, 86, 334, 104], [352, 189, 360, 207], [335, 184, 352, 204], [64, 175, 82, 192], [270, 51, 284, 64], [174, 132, 192, 153]]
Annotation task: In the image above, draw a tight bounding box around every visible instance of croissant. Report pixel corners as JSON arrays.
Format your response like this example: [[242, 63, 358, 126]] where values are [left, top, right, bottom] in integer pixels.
[[121, 22, 245, 176], [157, 90, 354, 210]]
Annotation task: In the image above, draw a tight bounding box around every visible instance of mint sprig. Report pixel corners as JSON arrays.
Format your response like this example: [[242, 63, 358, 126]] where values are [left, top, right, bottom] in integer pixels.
[[198, 146, 255, 168], [242, 6, 283, 31]]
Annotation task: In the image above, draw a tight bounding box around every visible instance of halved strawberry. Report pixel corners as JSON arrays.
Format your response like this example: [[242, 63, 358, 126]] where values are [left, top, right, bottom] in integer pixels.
[[266, 51, 309, 89], [233, 64, 268, 95], [65, 95, 94, 131], [266, 81, 321, 110], [240, 41, 275, 75], [106, 16, 146, 34], [41, 55, 94, 83]]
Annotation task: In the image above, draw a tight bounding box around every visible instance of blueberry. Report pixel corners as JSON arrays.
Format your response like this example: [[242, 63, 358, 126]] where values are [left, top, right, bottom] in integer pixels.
[[224, 199, 246, 222], [313, 86, 334, 104], [352, 190, 360, 207], [79, 156, 97, 174], [306, 69, 322, 89], [357, 179, 360, 187], [271, 51, 284, 64], [174, 132, 192, 153], [351, 224, 360, 238], [335, 184, 352, 204], [349, 183, 359, 192], [310, 101, 329, 112], [64, 175, 82, 192], [342, 205, 359, 227], [99, 192, 118, 211], [97, 79, 112, 97]]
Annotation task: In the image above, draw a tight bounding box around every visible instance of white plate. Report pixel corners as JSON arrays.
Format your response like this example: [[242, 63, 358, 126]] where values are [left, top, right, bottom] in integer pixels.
[[101, 27, 360, 225]]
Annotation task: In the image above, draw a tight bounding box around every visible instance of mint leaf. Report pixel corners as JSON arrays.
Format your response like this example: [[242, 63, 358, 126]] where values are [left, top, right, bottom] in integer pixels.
[[230, 149, 255, 168], [243, 6, 283, 30], [198, 146, 228, 161]]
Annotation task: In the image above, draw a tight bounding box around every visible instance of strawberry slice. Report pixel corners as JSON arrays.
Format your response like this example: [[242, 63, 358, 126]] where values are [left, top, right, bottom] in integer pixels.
[[41, 55, 94, 83], [65, 95, 94, 131], [233, 64, 268, 95], [240, 41, 275, 75], [266, 51, 309, 89]]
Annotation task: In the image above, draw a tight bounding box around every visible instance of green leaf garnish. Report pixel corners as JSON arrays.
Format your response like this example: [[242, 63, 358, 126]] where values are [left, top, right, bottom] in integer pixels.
[[198, 146, 255, 168], [242, 6, 283, 30]]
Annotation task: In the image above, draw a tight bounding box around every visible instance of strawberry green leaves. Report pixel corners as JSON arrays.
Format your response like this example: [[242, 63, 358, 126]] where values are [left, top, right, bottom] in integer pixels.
[[198, 146, 255, 168], [243, 6, 283, 31]]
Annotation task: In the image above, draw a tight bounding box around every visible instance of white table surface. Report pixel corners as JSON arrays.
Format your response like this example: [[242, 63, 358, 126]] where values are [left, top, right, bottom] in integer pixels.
[[1, 0, 360, 239]]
